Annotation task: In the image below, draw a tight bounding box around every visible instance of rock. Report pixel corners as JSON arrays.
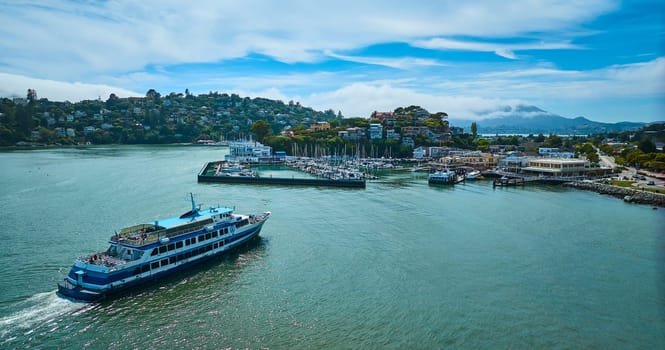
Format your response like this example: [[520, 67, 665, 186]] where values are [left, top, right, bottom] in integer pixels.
[[563, 181, 665, 207]]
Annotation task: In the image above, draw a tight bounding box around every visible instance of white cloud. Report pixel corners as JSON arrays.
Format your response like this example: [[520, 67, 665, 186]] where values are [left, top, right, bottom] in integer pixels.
[[301, 82, 523, 119], [0, 0, 616, 80], [0, 73, 142, 101], [300, 57, 665, 120], [412, 38, 579, 59]]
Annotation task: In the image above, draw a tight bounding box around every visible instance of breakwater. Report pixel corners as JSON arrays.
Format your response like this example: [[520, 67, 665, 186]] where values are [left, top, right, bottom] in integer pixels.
[[198, 162, 366, 188], [198, 174, 366, 188], [563, 181, 665, 207]]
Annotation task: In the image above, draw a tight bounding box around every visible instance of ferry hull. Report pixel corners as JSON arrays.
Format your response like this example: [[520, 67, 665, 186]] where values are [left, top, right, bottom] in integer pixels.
[[57, 224, 264, 302]]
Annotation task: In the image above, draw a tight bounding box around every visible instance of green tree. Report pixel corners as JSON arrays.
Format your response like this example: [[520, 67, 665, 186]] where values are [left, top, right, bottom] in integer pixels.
[[251, 120, 271, 142], [544, 134, 562, 148], [638, 138, 656, 153], [470, 122, 478, 139], [586, 151, 600, 164], [477, 138, 490, 151]]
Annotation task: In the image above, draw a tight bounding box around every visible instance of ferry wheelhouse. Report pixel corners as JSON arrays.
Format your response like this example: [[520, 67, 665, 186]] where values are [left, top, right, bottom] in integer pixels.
[[57, 194, 270, 301]]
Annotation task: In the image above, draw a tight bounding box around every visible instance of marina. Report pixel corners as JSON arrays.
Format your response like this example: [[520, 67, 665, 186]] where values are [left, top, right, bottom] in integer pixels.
[[197, 161, 367, 188]]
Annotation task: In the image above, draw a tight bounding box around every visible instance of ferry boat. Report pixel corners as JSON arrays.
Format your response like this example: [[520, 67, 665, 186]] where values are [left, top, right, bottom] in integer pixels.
[[428, 169, 464, 185], [57, 194, 270, 302]]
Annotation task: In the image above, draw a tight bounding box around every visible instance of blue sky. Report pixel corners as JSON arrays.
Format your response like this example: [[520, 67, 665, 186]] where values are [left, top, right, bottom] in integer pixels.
[[0, 0, 663, 123]]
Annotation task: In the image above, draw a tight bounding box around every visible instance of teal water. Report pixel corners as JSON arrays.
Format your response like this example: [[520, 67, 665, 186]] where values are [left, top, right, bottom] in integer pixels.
[[0, 146, 664, 349]]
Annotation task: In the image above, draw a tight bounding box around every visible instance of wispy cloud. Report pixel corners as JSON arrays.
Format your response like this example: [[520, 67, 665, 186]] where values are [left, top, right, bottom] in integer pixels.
[[325, 51, 447, 69], [412, 38, 580, 59]]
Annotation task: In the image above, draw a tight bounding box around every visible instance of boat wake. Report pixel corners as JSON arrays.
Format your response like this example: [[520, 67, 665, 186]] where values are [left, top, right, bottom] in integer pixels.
[[0, 291, 93, 343]]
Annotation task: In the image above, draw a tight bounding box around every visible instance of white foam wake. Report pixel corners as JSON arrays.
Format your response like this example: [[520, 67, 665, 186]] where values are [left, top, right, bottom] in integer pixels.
[[0, 291, 92, 341]]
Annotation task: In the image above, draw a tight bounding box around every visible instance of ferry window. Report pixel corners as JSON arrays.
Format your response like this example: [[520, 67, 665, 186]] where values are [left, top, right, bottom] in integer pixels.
[[205, 233, 211, 240], [185, 238, 190, 246], [133, 267, 141, 275], [169, 256, 176, 264], [151, 262, 159, 269], [150, 248, 158, 256], [212, 231, 218, 238], [177, 254, 184, 261], [168, 243, 175, 251], [192, 250, 198, 257], [185, 251, 191, 258], [223, 228, 228, 234], [161, 258, 168, 267], [213, 243, 218, 249], [176, 241, 183, 249], [142, 265, 150, 273], [220, 240, 225, 246], [198, 235, 204, 242], [159, 246, 167, 254], [206, 245, 212, 252]]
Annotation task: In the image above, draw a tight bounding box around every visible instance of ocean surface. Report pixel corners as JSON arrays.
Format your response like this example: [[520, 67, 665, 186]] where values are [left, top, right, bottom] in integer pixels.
[[0, 145, 664, 349]]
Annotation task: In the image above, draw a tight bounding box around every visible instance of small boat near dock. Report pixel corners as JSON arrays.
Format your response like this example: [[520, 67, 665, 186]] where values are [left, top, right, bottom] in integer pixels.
[[493, 176, 525, 187], [465, 170, 484, 180]]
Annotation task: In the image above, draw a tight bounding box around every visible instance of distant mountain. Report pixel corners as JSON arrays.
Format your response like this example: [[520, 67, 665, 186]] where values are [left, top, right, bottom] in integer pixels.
[[450, 105, 646, 135]]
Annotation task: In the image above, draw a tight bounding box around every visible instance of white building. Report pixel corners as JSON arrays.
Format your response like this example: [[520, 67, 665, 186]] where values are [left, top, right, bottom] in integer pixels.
[[369, 123, 383, 140], [225, 141, 273, 162]]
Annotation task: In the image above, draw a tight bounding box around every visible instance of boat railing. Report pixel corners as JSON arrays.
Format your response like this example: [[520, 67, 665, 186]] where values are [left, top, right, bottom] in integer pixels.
[[248, 212, 270, 225], [113, 218, 215, 247]]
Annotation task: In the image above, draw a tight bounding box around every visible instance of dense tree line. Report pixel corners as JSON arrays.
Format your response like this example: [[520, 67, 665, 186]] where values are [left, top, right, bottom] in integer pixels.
[[0, 89, 338, 146]]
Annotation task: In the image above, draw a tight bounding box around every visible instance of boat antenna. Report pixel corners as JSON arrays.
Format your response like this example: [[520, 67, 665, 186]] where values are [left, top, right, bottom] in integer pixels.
[[189, 193, 197, 212]]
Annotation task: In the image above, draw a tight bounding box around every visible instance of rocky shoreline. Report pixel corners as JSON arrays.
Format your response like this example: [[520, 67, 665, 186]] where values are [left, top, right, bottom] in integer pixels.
[[563, 181, 665, 207]]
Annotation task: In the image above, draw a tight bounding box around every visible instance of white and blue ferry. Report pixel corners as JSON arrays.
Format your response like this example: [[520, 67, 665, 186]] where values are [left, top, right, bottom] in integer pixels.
[[57, 194, 270, 301]]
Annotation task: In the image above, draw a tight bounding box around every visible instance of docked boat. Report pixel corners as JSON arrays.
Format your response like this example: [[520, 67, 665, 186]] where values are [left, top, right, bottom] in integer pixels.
[[465, 170, 484, 180], [428, 169, 464, 185], [214, 161, 258, 177], [57, 194, 270, 302], [493, 176, 525, 187]]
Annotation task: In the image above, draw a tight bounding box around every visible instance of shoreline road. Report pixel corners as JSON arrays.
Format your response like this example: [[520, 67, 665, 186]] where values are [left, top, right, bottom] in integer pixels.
[[595, 147, 665, 191]]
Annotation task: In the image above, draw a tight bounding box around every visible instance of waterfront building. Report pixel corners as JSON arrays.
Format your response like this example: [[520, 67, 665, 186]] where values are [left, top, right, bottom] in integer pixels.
[[369, 123, 383, 140], [310, 122, 330, 132], [538, 147, 575, 158], [372, 111, 396, 126], [497, 152, 528, 171], [401, 126, 429, 138], [386, 129, 400, 141], [338, 127, 365, 141], [521, 158, 590, 177], [226, 141, 273, 162], [402, 137, 415, 148], [413, 147, 427, 159]]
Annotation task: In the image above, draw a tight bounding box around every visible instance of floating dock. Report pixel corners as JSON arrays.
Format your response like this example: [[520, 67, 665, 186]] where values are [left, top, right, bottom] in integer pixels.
[[493, 177, 526, 187], [197, 162, 366, 188]]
